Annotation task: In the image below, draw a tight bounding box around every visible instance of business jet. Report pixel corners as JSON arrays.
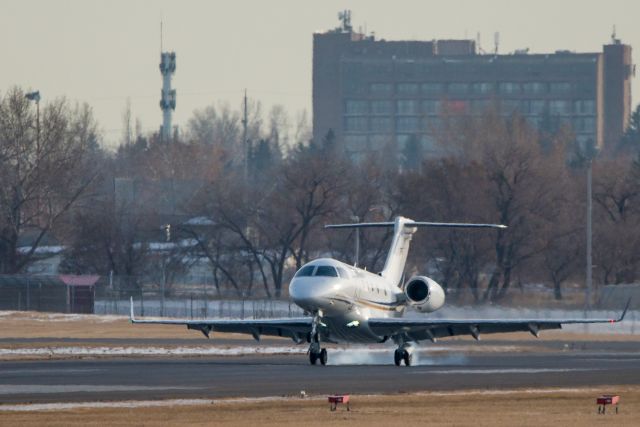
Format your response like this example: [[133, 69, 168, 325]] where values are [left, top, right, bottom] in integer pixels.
[[130, 216, 629, 366]]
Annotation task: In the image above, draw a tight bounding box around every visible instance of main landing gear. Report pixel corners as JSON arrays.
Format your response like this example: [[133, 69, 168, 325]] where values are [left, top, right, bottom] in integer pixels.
[[309, 342, 328, 366], [393, 348, 412, 366]]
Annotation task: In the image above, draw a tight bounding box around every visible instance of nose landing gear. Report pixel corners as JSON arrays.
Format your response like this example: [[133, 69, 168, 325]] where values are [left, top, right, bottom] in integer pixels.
[[308, 312, 328, 365]]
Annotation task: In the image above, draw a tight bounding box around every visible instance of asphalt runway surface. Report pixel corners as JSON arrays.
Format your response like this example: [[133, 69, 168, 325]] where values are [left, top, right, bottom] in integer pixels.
[[1, 341, 639, 404]]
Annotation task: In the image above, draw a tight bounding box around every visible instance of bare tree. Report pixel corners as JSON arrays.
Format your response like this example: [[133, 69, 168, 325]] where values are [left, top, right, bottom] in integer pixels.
[[0, 88, 100, 273], [593, 157, 640, 284]]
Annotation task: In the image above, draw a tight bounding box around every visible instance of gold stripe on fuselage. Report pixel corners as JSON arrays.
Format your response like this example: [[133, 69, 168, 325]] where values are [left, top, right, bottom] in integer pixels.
[[356, 298, 403, 312]]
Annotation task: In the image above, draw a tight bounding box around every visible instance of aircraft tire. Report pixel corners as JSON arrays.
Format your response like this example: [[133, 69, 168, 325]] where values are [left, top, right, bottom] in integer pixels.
[[403, 350, 412, 367], [309, 351, 318, 365], [319, 348, 328, 366], [394, 349, 402, 366]]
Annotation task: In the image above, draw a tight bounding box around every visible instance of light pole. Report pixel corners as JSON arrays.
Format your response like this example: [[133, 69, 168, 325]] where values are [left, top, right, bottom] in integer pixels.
[[161, 224, 171, 316], [586, 157, 594, 311], [584, 141, 597, 311], [351, 215, 360, 267], [25, 91, 41, 223]]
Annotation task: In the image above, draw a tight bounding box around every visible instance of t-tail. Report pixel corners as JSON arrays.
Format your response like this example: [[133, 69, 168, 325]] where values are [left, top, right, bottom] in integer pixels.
[[325, 216, 506, 287]]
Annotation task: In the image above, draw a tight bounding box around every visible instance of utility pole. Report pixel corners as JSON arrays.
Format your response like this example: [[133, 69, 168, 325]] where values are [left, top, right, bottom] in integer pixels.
[[25, 91, 41, 224], [161, 224, 171, 317], [242, 89, 248, 184], [586, 157, 593, 310]]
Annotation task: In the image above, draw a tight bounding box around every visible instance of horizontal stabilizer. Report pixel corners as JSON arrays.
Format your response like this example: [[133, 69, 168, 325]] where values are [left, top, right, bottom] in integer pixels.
[[325, 221, 506, 229]]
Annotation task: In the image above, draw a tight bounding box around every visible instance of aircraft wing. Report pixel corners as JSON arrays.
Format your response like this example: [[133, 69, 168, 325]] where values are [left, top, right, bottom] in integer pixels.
[[368, 300, 630, 342], [129, 298, 312, 342]]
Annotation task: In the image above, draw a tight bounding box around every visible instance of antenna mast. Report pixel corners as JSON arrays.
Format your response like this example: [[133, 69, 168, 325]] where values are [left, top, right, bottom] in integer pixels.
[[159, 21, 176, 142]]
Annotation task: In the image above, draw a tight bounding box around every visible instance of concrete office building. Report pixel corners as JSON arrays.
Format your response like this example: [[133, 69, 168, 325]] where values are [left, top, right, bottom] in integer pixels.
[[313, 17, 634, 163]]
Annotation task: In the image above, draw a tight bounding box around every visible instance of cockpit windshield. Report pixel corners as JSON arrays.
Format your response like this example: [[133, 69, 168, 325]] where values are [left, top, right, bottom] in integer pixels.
[[314, 265, 338, 277], [294, 265, 315, 277], [294, 265, 340, 278]]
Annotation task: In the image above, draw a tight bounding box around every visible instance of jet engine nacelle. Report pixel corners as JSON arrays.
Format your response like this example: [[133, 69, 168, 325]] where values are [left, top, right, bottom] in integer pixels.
[[404, 276, 445, 313]]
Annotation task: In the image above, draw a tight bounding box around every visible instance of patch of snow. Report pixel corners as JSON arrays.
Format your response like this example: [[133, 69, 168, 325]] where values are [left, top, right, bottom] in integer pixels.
[[183, 216, 215, 226], [16, 245, 65, 255], [0, 346, 306, 357], [0, 311, 125, 323]]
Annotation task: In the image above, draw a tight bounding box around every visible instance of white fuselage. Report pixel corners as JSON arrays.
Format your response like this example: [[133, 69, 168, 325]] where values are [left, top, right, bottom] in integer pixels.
[[289, 258, 406, 343]]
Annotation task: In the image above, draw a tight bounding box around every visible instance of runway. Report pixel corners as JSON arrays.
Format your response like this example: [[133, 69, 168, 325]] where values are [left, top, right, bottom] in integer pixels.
[[1, 341, 639, 404]]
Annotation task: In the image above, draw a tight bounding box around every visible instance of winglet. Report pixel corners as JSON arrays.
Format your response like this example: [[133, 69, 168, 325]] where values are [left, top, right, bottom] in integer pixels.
[[129, 296, 135, 323], [617, 297, 631, 322]]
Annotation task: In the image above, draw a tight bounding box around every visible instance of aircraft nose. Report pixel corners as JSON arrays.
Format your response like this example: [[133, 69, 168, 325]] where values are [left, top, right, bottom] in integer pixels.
[[289, 278, 338, 310]]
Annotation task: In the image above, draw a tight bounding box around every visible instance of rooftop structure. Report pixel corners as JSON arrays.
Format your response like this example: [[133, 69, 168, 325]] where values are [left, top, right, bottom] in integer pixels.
[[312, 14, 634, 164]]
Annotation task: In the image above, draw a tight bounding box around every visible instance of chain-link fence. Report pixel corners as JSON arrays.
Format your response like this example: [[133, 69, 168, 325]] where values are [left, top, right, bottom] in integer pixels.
[[1, 274, 638, 327]]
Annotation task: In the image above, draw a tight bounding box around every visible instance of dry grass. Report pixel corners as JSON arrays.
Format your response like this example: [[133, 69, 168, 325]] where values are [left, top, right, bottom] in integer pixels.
[[1, 387, 638, 426], [0, 312, 255, 340]]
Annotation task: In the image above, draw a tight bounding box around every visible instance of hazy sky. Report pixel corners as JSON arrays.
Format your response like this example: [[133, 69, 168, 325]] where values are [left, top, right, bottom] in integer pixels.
[[3, 0, 640, 147]]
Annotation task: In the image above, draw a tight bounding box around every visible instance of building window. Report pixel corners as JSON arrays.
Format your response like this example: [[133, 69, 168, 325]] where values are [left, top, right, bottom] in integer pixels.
[[448, 83, 469, 95], [573, 116, 596, 133], [421, 134, 437, 151], [370, 117, 393, 132], [574, 100, 596, 115], [550, 82, 572, 94], [396, 117, 421, 132], [345, 117, 368, 132], [421, 83, 445, 95], [442, 100, 468, 114], [397, 83, 419, 96], [397, 134, 413, 150], [471, 99, 492, 114], [576, 135, 595, 150], [471, 82, 494, 94], [397, 100, 419, 115], [370, 83, 392, 96], [345, 100, 368, 115], [526, 116, 543, 128], [499, 100, 520, 115], [371, 100, 393, 115], [498, 82, 521, 95], [370, 135, 390, 150], [422, 100, 441, 115], [523, 82, 547, 94], [549, 100, 572, 115], [429, 117, 443, 132], [530, 100, 546, 115], [344, 135, 367, 152], [519, 100, 546, 115]]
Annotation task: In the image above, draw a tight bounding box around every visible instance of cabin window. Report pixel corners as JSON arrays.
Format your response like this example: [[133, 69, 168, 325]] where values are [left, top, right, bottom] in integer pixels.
[[315, 266, 338, 277], [295, 265, 315, 277]]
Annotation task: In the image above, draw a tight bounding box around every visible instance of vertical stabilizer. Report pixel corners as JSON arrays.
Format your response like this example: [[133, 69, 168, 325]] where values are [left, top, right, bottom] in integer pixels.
[[380, 217, 417, 287], [325, 216, 505, 288]]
